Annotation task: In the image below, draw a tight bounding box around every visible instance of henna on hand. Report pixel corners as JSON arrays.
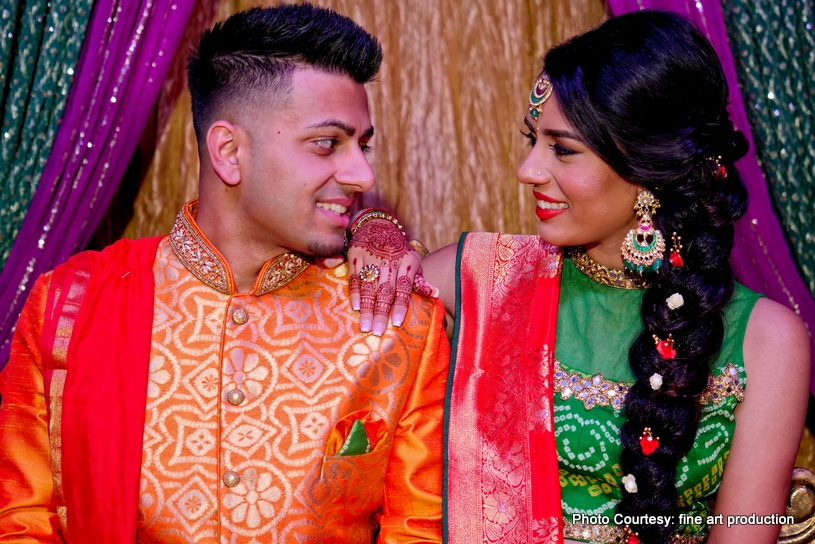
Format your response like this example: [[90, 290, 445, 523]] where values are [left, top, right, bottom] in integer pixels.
[[374, 283, 396, 317], [348, 221, 413, 277], [394, 274, 413, 306], [413, 273, 439, 298], [348, 218, 427, 333], [360, 280, 376, 313], [349, 274, 361, 297]]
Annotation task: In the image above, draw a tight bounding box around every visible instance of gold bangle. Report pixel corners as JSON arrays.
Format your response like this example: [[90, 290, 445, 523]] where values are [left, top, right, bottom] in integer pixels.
[[409, 239, 429, 257], [349, 208, 406, 236]]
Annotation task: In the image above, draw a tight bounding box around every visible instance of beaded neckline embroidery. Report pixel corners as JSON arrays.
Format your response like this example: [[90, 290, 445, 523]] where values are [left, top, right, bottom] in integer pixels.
[[568, 247, 649, 290], [169, 200, 310, 296], [554, 360, 744, 411]]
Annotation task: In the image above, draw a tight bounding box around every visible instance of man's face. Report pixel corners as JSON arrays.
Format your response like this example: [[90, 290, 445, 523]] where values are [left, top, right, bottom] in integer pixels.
[[236, 68, 375, 258]]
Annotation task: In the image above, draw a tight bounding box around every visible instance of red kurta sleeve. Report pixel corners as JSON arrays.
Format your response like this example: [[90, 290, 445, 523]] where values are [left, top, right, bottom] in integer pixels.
[[377, 297, 450, 543], [0, 273, 63, 542]]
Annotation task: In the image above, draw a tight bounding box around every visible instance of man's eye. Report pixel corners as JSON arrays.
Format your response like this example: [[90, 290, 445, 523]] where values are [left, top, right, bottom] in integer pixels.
[[361, 144, 372, 154], [549, 143, 576, 157], [314, 138, 336, 149]]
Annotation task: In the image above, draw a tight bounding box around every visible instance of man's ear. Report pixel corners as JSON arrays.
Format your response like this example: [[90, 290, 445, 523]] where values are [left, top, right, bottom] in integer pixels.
[[206, 120, 243, 187]]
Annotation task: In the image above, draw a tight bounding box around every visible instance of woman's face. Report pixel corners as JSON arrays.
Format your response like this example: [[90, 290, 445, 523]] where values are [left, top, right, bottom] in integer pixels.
[[517, 93, 640, 266]]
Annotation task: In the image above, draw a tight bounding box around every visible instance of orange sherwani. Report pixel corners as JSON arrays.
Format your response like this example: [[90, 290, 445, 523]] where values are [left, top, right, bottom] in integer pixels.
[[0, 201, 449, 543]]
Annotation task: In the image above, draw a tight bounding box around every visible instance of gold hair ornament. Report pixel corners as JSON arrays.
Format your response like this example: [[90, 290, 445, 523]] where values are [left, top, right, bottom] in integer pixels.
[[528, 72, 553, 120]]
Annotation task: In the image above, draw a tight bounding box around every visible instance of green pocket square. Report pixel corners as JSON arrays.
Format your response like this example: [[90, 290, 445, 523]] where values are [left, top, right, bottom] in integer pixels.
[[337, 419, 372, 456]]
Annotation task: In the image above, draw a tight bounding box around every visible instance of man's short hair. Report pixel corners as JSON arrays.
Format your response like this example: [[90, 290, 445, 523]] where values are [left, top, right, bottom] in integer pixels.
[[187, 3, 383, 141]]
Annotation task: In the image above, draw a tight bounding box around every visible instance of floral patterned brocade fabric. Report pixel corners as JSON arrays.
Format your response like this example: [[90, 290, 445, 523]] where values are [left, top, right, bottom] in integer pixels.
[[139, 204, 450, 543]]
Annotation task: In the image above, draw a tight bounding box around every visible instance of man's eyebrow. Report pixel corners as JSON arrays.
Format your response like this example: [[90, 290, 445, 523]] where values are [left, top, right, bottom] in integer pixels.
[[307, 120, 375, 139]]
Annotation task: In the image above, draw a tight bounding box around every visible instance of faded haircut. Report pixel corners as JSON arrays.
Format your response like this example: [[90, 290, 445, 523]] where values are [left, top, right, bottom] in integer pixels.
[[187, 3, 382, 141]]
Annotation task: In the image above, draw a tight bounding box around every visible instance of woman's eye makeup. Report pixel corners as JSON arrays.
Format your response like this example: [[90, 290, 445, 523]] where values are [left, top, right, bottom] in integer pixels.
[[549, 142, 576, 157], [521, 130, 537, 146]]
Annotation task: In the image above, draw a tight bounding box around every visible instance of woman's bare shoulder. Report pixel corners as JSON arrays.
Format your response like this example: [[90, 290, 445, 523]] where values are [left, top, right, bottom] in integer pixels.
[[743, 297, 810, 384]]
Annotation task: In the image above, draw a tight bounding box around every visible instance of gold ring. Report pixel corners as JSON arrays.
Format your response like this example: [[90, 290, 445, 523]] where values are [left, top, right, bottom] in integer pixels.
[[359, 264, 380, 284]]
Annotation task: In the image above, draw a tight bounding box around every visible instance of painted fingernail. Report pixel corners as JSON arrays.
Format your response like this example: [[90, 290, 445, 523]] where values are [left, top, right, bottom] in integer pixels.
[[361, 319, 371, 332], [392, 316, 404, 327], [372, 322, 386, 336], [352, 301, 360, 311]]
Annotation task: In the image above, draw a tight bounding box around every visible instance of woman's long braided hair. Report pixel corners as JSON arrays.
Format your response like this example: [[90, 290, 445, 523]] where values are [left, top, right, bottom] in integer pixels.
[[544, 11, 749, 543]]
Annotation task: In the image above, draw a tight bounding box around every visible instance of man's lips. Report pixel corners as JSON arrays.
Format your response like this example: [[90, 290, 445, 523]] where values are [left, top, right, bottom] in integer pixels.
[[316, 200, 353, 228]]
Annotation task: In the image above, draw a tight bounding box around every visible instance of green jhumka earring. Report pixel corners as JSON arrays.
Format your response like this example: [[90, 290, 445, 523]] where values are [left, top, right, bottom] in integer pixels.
[[529, 72, 553, 119], [621, 189, 666, 274]]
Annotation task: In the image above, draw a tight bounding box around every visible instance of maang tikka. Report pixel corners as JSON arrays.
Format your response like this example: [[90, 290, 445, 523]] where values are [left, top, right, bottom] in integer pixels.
[[529, 72, 553, 119], [622, 189, 666, 274]]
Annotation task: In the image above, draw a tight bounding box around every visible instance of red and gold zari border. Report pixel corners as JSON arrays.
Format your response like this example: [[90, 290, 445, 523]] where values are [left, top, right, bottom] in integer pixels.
[[42, 268, 91, 537], [447, 233, 563, 543]]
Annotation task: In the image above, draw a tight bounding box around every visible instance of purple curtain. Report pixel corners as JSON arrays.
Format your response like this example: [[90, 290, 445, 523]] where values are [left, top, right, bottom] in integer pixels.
[[608, 0, 815, 392], [0, 0, 195, 367]]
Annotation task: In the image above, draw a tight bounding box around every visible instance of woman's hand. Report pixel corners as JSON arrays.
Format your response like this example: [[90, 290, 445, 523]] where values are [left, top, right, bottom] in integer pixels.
[[347, 218, 435, 336]]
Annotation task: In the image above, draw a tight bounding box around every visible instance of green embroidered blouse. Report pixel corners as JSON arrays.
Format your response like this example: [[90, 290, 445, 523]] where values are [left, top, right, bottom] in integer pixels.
[[555, 257, 761, 542]]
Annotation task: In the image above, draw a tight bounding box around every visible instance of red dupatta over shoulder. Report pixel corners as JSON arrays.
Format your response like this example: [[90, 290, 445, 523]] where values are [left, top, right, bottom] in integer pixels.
[[445, 232, 563, 544], [40, 237, 161, 542]]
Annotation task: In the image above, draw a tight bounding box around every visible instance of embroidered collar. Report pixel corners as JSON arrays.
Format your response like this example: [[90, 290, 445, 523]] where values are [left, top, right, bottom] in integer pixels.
[[169, 199, 310, 295]]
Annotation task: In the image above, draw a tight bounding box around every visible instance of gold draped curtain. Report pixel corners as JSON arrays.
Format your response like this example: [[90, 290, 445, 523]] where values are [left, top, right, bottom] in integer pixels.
[[124, 0, 608, 249]]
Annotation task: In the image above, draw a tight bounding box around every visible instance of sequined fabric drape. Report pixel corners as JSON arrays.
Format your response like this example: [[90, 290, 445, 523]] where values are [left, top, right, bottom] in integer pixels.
[[124, 0, 609, 248], [609, 0, 815, 394], [0, 0, 195, 368], [721, 1, 815, 295], [0, 1, 92, 267]]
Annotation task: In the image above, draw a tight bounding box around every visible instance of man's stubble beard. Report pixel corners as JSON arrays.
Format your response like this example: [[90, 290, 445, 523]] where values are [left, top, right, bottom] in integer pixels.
[[306, 236, 346, 259]]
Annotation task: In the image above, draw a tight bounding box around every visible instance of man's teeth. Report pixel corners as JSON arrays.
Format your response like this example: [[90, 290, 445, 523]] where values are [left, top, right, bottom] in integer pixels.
[[316, 203, 348, 214], [537, 200, 569, 210]]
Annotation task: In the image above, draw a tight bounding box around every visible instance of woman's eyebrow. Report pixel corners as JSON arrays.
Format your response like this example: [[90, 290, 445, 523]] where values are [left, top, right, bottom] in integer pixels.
[[542, 128, 583, 142]]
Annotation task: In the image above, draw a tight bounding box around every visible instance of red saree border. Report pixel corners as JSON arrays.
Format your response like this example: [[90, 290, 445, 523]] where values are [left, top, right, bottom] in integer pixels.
[[445, 232, 563, 544], [41, 263, 92, 538]]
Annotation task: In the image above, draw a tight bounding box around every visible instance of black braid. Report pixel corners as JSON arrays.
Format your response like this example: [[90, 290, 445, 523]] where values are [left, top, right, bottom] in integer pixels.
[[544, 11, 748, 543]]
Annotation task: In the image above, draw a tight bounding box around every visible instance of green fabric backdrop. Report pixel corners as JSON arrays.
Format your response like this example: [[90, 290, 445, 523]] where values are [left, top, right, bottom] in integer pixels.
[[721, 0, 815, 295], [0, 1, 93, 267]]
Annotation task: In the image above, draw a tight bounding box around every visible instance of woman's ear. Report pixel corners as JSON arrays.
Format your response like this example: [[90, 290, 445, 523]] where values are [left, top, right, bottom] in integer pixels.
[[206, 120, 242, 187]]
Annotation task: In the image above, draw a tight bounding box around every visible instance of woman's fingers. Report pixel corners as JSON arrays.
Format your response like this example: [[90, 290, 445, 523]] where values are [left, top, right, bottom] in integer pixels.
[[413, 272, 439, 299], [372, 280, 396, 336], [392, 273, 414, 328], [357, 263, 381, 333]]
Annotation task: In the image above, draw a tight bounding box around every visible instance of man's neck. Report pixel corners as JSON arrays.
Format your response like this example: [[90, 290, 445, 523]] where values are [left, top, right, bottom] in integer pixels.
[[194, 203, 287, 294]]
